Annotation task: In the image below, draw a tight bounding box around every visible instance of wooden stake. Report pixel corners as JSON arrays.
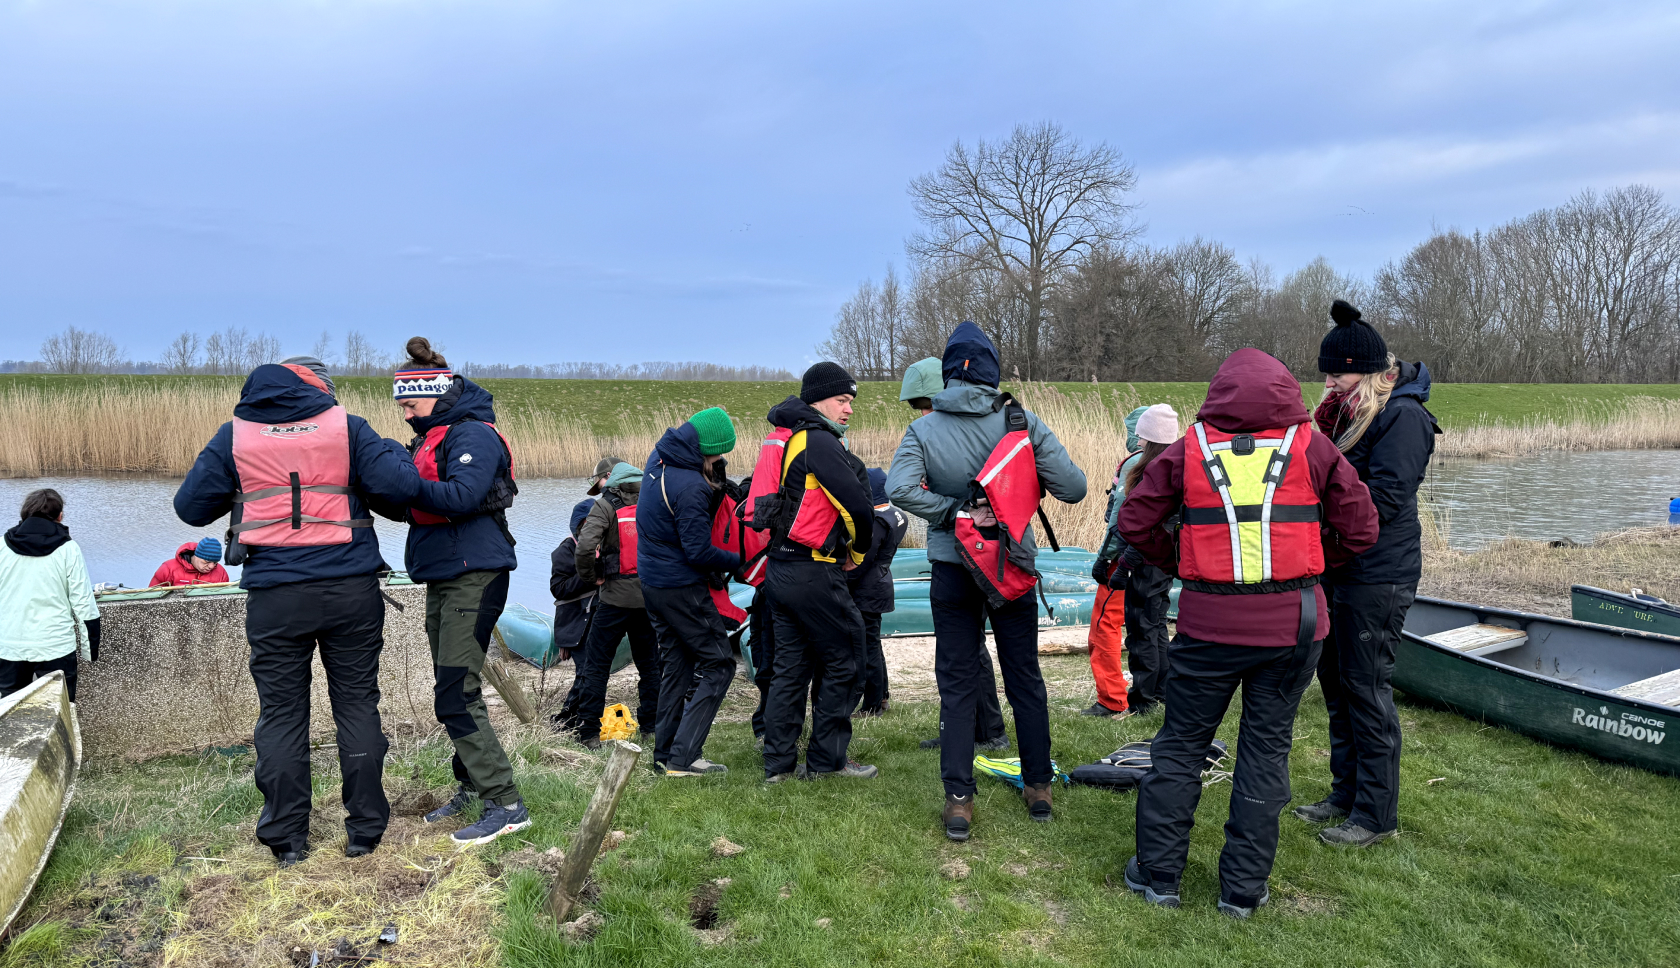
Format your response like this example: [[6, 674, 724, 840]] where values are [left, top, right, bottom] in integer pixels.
[[484, 629, 538, 724], [546, 740, 640, 926]]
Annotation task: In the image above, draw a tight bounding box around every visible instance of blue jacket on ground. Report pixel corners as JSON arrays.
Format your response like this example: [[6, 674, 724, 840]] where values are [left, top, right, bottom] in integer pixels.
[[174, 365, 421, 589], [403, 376, 520, 582], [635, 422, 741, 589]]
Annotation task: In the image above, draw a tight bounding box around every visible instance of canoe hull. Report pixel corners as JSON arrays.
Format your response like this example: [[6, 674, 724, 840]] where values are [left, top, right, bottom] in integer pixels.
[[0, 673, 82, 936], [1570, 584, 1680, 639], [1397, 598, 1679, 777]]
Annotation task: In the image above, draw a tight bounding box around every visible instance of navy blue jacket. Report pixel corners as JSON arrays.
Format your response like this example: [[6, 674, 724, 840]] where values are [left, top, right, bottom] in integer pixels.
[[1327, 361, 1441, 586], [403, 377, 520, 582], [848, 503, 909, 613], [174, 365, 420, 589], [635, 423, 741, 589]]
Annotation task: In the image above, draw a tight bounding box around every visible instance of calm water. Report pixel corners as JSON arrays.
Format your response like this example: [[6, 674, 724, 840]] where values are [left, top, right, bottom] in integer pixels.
[[2, 449, 1675, 605]]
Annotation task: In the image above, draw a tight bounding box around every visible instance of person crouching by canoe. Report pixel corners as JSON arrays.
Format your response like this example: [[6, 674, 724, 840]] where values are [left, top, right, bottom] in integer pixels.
[[849, 468, 907, 717], [175, 362, 424, 867], [1115, 348, 1378, 918], [1293, 301, 1440, 848], [887, 322, 1087, 840], [569, 461, 661, 749], [1087, 404, 1178, 718], [0, 489, 100, 701], [149, 537, 230, 587], [392, 338, 530, 847], [638, 407, 742, 776]]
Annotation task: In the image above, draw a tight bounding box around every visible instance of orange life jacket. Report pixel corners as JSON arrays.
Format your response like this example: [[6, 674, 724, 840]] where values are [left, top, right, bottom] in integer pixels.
[[953, 395, 1059, 609], [709, 493, 748, 625], [1177, 421, 1323, 590], [738, 427, 793, 586], [229, 405, 371, 546]]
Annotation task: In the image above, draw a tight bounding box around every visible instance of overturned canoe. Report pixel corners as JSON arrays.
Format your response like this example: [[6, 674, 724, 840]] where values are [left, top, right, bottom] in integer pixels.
[[1571, 585, 1680, 639], [1, 672, 82, 936], [498, 601, 632, 674], [1398, 597, 1679, 776]]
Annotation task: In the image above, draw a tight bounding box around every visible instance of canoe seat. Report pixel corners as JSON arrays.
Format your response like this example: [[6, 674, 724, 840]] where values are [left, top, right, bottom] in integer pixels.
[[1424, 623, 1529, 657], [1612, 669, 1680, 707]]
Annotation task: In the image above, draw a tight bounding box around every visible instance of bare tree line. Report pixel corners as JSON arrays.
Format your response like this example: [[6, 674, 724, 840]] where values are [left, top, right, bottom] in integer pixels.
[[457, 361, 795, 381]]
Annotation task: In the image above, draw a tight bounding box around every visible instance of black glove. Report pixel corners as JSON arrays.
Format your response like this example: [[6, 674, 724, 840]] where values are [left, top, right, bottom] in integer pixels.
[[1105, 560, 1131, 591], [1091, 559, 1112, 584]]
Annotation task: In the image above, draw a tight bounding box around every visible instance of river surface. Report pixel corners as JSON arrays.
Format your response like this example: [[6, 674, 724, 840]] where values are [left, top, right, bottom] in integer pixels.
[[1, 449, 1676, 608]]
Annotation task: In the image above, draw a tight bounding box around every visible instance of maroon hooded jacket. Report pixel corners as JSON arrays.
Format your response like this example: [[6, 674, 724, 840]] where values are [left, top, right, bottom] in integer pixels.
[[1117, 349, 1379, 647]]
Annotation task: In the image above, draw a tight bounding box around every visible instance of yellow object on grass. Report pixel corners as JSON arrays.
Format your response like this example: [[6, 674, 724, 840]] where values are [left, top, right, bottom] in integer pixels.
[[600, 703, 638, 741], [973, 755, 1070, 788]]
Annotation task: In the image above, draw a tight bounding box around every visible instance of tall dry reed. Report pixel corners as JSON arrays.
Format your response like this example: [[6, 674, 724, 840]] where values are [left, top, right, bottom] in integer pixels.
[[1441, 397, 1680, 458]]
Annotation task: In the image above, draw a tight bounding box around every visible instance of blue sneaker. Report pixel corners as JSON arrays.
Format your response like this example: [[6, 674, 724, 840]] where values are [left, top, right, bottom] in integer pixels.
[[423, 786, 474, 824], [451, 798, 532, 847]]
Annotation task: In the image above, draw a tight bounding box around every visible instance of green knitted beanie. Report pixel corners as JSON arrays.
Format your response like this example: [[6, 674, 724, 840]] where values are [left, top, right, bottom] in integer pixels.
[[687, 407, 736, 456]]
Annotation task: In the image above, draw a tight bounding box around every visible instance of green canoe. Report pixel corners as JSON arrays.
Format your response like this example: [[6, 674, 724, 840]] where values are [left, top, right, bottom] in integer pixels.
[[1570, 585, 1680, 639], [1398, 597, 1680, 777]]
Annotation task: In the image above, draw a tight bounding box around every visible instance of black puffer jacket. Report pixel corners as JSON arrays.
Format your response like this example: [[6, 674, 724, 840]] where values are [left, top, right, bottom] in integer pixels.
[[1326, 361, 1441, 586]]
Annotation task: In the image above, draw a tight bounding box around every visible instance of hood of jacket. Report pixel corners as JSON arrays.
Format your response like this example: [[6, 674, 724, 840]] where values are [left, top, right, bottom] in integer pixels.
[[652, 422, 706, 472], [930, 380, 1003, 417], [1197, 348, 1311, 432], [1124, 405, 1148, 452], [174, 541, 201, 562], [867, 467, 888, 506], [570, 498, 593, 537], [1391, 360, 1431, 403], [767, 395, 839, 437], [941, 320, 1001, 389], [233, 364, 337, 423], [899, 356, 944, 401], [5, 516, 71, 557], [405, 376, 497, 436]]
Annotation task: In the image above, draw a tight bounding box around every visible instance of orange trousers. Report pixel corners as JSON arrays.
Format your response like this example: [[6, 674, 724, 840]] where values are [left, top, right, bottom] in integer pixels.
[[1088, 566, 1128, 712]]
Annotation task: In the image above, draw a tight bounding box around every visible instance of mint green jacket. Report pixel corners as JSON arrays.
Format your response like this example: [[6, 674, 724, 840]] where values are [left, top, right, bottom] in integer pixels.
[[0, 539, 100, 662]]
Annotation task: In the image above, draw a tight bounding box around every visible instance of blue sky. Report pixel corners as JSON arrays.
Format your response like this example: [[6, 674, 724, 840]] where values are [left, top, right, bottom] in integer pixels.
[[2, 1, 1676, 369]]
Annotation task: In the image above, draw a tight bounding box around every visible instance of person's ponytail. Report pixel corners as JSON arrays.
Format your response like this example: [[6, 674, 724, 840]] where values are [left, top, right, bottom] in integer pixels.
[[402, 336, 448, 370]]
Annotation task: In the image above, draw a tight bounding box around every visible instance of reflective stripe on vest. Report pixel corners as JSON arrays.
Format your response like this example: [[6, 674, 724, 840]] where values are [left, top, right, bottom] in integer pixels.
[[1180, 420, 1322, 587], [739, 428, 793, 585], [229, 405, 371, 546], [952, 396, 1056, 609], [781, 429, 842, 557]]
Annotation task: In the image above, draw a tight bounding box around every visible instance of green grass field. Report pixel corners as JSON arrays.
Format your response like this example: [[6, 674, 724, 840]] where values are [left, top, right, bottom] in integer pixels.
[[8, 374, 1680, 434], [11, 671, 1677, 967]]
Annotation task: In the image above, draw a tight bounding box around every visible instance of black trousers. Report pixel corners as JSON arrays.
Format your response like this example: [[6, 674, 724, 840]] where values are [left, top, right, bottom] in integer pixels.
[[1125, 563, 1174, 710], [855, 611, 889, 712], [930, 561, 1049, 797], [1319, 581, 1415, 834], [568, 603, 660, 740], [763, 557, 864, 776], [247, 574, 390, 855], [644, 582, 736, 770], [1135, 634, 1322, 908], [749, 587, 776, 739], [0, 651, 78, 701]]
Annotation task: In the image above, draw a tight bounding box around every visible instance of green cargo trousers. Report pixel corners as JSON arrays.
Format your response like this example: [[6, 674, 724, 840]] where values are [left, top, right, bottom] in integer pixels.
[[426, 569, 520, 806]]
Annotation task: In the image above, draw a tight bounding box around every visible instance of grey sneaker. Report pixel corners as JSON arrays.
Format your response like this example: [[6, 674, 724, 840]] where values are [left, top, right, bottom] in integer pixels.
[[423, 786, 475, 824], [1218, 890, 1270, 920], [1318, 821, 1397, 848], [451, 798, 532, 847], [666, 758, 728, 777], [978, 734, 1009, 752], [764, 764, 810, 784], [1123, 856, 1180, 909], [1292, 799, 1349, 824], [813, 760, 878, 779]]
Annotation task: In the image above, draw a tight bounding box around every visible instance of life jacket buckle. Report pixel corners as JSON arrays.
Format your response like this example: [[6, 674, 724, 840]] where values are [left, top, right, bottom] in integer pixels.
[[1231, 434, 1256, 456]]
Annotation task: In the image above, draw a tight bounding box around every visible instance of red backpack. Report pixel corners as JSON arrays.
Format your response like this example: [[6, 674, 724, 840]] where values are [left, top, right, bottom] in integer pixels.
[[953, 394, 1060, 611]]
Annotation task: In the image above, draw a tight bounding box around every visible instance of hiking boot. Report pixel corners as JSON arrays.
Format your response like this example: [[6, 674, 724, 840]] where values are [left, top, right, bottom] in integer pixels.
[[1292, 799, 1348, 824], [275, 848, 309, 869], [919, 736, 941, 749], [345, 841, 378, 859], [451, 798, 532, 847], [1081, 702, 1123, 717], [665, 758, 728, 777], [1023, 782, 1053, 822], [578, 735, 603, 751], [423, 786, 475, 824], [978, 734, 1009, 751], [764, 764, 809, 784], [943, 794, 973, 842], [1123, 856, 1180, 909], [1218, 890, 1270, 920], [1318, 821, 1396, 848], [813, 759, 878, 779]]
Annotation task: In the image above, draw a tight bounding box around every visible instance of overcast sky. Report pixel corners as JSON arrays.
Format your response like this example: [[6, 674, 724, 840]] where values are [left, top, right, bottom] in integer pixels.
[[2, 0, 1676, 369]]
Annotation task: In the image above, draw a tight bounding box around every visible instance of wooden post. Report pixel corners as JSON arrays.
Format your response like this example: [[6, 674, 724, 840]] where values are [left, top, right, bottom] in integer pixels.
[[484, 629, 538, 724], [547, 740, 640, 926]]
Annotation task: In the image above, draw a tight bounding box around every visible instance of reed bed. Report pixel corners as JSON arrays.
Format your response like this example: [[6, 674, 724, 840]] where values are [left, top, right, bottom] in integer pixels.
[[1439, 396, 1680, 458]]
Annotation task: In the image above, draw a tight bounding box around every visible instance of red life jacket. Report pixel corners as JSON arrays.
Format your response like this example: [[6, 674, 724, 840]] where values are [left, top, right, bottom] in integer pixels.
[[409, 420, 517, 526], [738, 427, 793, 586], [229, 405, 371, 546], [709, 493, 748, 625], [1177, 421, 1323, 590], [611, 501, 638, 577], [953, 395, 1059, 609]]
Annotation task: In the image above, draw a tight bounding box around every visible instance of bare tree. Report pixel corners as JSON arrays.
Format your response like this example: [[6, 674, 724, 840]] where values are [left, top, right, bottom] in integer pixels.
[[343, 330, 387, 376], [41, 327, 124, 374], [310, 330, 337, 368], [909, 121, 1138, 378], [817, 266, 912, 379], [160, 332, 203, 374]]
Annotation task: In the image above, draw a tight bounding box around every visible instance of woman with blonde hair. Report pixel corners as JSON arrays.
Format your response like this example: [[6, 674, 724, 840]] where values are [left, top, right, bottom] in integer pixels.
[[1294, 300, 1439, 849]]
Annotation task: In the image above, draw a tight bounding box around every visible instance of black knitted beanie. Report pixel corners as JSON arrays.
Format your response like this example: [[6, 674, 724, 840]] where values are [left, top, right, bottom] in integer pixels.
[[800, 361, 858, 403], [1317, 300, 1388, 374]]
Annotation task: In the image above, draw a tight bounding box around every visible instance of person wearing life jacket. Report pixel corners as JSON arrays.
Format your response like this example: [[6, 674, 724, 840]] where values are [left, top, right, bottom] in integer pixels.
[[392, 338, 529, 849], [757, 363, 878, 783], [636, 407, 742, 776], [149, 536, 231, 587], [1294, 301, 1440, 849], [568, 461, 660, 748], [174, 362, 423, 867], [847, 468, 907, 717], [1086, 403, 1178, 718], [1115, 347, 1378, 919], [887, 322, 1086, 840]]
